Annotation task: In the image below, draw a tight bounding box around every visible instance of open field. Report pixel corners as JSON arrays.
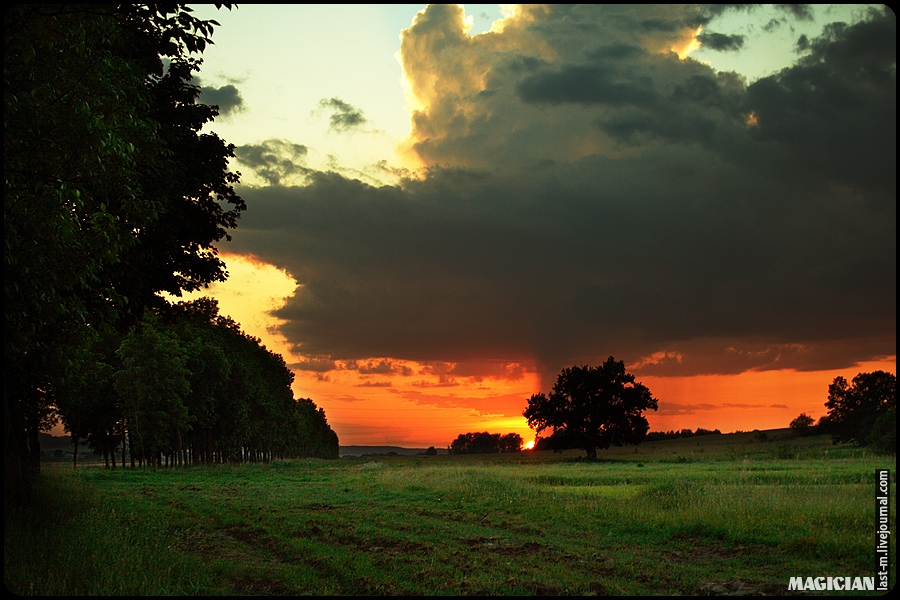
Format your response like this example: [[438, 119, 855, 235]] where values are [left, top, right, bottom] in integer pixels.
[[5, 430, 895, 595]]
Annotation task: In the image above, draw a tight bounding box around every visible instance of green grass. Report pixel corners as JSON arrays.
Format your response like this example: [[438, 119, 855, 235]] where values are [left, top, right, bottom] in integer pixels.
[[4, 431, 895, 595]]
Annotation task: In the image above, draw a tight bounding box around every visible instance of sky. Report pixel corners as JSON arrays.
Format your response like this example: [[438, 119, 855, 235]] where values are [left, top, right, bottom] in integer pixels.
[[167, 4, 895, 448]]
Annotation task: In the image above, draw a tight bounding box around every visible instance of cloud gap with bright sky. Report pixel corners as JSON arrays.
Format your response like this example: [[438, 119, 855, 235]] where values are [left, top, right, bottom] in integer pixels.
[[175, 4, 895, 447]]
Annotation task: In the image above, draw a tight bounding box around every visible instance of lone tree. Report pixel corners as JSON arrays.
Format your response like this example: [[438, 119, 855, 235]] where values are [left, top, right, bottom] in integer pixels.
[[524, 357, 658, 459], [789, 413, 816, 436], [824, 371, 895, 452]]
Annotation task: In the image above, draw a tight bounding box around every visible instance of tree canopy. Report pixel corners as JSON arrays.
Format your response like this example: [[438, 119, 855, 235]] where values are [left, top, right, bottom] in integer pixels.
[[4, 4, 244, 503], [824, 370, 895, 453], [56, 299, 340, 468], [524, 357, 658, 459], [789, 413, 816, 436], [449, 432, 523, 454]]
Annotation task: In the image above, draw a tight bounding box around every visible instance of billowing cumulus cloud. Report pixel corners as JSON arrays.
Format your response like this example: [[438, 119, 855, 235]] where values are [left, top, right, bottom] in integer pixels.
[[223, 5, 895, 390]]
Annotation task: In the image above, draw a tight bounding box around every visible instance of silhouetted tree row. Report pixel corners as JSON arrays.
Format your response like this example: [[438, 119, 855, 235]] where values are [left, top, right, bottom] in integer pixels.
[[449, 432, 524, 454], [5, 4, 243, 502], [644, 428, 722, 442], [55, 299, 339, 468]]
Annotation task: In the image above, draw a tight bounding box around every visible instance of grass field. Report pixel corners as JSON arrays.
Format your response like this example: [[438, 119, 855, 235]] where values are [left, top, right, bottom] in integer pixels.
[[4, 430, 895, 595]]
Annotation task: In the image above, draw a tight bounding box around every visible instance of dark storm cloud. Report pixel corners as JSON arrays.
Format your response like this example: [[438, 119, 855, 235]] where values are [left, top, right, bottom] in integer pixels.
[[744, 8, 896, 194], [764, 18, 784, 33], [318, 97, 369, 133], [775, 4, 814, 20], [291, 357, 336, 372], [198, 83, 244, 116], [519, 50, 746, 148], [233, 139, 311, 186], [697, 31, 745, 52], [222, 6, 895, 387], [517, 62, 660, 107], [702, 4, 813, 21]]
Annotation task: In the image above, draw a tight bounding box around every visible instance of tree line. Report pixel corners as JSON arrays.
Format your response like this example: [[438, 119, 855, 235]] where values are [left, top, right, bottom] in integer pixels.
[[644, 428, 722, 442], [56, 298, 339, 469], [4, 4, 339, 509], [449, 432, 524, 454]]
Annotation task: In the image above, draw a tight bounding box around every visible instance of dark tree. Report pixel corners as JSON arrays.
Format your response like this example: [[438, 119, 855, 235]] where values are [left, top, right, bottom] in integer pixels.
[[524, 357, 658, 459], [867, 405, 896, 455], [52, 298, 341, 468], [824, 371, 895, 452], [4, 4, 241, 504], [114, 314, 192, 468], [449, 432, 523, 454], [789, 413, 815, 436], [499, 432, 524, 453]]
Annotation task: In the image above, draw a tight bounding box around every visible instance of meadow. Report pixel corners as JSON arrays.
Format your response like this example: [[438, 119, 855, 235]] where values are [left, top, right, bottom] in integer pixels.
[[4, 430, 895, 596]]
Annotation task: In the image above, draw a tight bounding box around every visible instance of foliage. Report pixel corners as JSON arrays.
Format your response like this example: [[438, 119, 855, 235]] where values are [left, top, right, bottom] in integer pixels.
[[52, 329, 122, 467], [867, 405, 896, 455], [4, 4, 242, 503], [449, 432, 523, 454], [524, 356, 658, 459], [645, 428, 722, 442], [115, 315, 193, 467], [824, 371, 896, 452], [789, 413, 816, 436], [54, 298, 341, 467]]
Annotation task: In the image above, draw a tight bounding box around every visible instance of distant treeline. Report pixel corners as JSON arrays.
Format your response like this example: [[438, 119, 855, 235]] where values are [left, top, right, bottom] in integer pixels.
[[644, 428, 722, 442], [449, 432, 524, 454], [55, 298, 339, 468], [531, 426, 721, 451]]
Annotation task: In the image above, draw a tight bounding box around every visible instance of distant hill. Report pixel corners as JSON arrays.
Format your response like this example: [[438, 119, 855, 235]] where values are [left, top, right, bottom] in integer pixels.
[[339, 446, 448, 458]]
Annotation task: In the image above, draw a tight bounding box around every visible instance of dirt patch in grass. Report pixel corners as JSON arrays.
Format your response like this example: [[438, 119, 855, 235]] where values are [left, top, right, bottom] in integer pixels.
[[228, 575, 296, 596], [465, 535, 545, 554], [695, 580, 795, 596], [523, 580, 564, 595], [662, 536, 770, 565], [191, 522, 295, 566], [359, 534, 434, 556], [298, 502, 336, 511]]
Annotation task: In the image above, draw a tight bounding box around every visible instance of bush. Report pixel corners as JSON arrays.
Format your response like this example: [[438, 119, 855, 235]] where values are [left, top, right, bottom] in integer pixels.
[[866, 406, 896, 454]]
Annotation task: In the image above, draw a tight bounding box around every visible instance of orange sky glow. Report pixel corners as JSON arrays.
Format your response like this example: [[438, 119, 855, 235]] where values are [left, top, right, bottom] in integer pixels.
[[52, 6, 890, 451], [165, 253, 895, 448]]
